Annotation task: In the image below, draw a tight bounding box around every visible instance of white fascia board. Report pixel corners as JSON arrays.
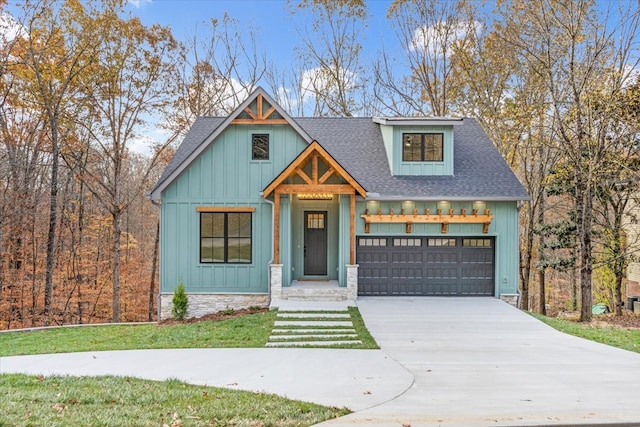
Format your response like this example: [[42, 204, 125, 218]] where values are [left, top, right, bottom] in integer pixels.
[[373, 117, 464, 126]]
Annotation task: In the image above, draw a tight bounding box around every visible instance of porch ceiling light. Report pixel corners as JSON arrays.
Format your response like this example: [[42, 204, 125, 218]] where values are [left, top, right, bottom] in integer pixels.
[[298, 193, 333, 200]]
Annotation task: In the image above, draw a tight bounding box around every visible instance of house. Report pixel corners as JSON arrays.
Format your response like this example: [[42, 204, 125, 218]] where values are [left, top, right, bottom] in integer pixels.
[[149, 88, 530, 319], [625, 200, 640, 310]]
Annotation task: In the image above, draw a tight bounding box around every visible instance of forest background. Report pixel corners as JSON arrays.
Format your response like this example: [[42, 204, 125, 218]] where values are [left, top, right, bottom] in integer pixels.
[[1, 0, 639, 329]]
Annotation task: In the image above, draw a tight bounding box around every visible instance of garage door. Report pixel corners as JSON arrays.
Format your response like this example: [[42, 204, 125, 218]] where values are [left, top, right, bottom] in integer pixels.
[[357, 236, 494, 296]]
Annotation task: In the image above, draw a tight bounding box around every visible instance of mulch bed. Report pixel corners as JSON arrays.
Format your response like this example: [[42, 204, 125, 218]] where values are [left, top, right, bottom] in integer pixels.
[[554, 309, 640, 329], [158, 307, 270, 326], [592, 311, 640, 329]]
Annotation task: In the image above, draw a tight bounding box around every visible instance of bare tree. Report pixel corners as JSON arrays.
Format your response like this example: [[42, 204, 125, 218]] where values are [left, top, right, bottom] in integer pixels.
[[68, 1, 180, 322], [374, 0, 477, 116], [166, 14, 266, 137], [287, 0, 369, 117]]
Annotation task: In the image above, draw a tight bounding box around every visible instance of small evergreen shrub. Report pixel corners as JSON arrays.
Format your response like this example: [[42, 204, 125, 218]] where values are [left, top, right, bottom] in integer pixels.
[[221, 307, 235, 316], [172, 282, 188, 320]]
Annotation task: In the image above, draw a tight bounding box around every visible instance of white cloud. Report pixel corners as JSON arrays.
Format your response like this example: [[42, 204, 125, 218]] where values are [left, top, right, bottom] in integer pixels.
[[621, 65, 640, 89], [0, 13, 25, 45], [128, 0, 152, 9], [410, 20, 481, 56], [300, 66, 359, 101]]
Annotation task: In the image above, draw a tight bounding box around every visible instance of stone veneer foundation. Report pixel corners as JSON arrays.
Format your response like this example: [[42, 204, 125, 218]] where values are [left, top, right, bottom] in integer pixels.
[[500, 294, 519, 307], [159, 293, 269, 320]]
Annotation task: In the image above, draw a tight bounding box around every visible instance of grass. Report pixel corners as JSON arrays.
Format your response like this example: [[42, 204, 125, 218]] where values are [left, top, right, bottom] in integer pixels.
[[530, 313, 640, 354], [271, 307, 379, 349], [0, 308, 376, 426], [0, 374, 349, 427], [347, 306, 378, 348], [0, 307, 377, 356], [0, 310, 278, 357]]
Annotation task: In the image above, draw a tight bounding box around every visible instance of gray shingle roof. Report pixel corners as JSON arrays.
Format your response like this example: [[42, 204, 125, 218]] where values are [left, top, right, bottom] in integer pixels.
[[152, 116, 529, 202], [295, 117, 530, 201]]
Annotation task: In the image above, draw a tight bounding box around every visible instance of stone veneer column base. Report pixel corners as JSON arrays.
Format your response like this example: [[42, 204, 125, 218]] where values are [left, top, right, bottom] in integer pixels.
[[269, 264, 284, 308], [159, 293, 269, 320], [346, 264, 358, 301]]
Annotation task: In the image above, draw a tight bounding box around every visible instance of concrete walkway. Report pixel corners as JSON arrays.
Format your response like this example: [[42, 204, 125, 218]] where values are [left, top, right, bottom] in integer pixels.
[[2, 297, 640, 426]]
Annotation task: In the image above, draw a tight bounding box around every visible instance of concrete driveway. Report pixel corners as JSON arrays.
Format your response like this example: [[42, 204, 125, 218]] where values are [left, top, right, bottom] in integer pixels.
[[320, 297, 640, 426]]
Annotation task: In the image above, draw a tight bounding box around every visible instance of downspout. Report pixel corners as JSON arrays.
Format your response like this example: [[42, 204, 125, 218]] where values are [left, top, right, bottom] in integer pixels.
[[147, 193, 163, 321], [263, 193, 274, 305]]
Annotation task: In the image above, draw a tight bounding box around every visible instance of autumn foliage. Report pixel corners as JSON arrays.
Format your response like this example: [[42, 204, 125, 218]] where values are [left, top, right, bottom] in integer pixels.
[[0, 0, 175, 329]]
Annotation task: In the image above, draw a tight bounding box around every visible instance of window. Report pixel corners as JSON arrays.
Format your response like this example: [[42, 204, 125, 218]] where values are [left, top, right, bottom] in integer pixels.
[[393, 238, 422, 247], [359, 238, 387, 246], [200, 212, 252, 263], [252, 134, 269, 160], [307, 213, 325, 229], [428, 238, 456, 247], [403, 133, 443, 162], [463, 238, 492, 248]]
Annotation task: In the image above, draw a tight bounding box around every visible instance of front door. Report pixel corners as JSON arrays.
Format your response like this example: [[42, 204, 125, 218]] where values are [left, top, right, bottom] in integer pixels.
[[304, 211, 328, 275]]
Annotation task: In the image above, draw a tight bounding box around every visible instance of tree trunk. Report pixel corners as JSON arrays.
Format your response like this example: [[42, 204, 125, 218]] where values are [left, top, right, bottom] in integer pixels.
[[149, 220, 159, 322], [576, 178, 593, 322], [519, 202, 536, 311], [44, 125, 60, 325], [537, 190, 546, 315], [613, 225, 625, 316], [112, 209, 122, 322]]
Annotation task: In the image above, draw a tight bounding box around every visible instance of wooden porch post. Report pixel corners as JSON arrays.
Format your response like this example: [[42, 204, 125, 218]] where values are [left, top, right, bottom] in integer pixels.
[[274, 189, 280, 264], [350, 192, 355, 265]]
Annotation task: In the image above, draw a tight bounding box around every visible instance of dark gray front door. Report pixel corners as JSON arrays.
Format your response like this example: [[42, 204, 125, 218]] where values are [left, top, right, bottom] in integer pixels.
[[357, 236, 494, 296], [304, 211, 327, 275]]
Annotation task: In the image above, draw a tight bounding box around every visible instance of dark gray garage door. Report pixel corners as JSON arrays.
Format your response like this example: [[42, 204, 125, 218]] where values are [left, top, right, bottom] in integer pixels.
[[357, 236, 494, 296]]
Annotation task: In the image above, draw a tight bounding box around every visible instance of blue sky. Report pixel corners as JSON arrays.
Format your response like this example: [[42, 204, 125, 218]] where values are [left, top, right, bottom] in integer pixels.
[[127, 0, 396, 69]]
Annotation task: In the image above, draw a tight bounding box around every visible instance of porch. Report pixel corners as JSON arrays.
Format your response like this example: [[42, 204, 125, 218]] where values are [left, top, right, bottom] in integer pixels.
[[269, 265, 358, 308]]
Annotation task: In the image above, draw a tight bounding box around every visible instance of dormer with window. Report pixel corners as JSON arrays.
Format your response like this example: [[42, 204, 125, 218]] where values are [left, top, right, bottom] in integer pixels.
[[374, 117, 463, 176]]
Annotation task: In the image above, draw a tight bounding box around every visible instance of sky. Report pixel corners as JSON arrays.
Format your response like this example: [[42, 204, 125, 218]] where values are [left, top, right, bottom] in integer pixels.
[[126, 0, 397, 74]]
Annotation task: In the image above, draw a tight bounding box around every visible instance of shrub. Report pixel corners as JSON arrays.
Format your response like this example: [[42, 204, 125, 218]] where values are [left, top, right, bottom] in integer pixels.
[[172, 282, 188, 320]]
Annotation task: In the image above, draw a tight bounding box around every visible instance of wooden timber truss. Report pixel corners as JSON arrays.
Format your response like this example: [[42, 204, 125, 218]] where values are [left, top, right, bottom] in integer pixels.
[[263, 141, 366, 265], [231, 93, 288, 125], [361, 208, 494, 234]]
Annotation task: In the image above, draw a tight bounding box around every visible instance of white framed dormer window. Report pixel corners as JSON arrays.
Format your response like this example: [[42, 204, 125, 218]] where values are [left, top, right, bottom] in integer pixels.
[[402, 133, 443, 162], [252, 133, 270, 160]]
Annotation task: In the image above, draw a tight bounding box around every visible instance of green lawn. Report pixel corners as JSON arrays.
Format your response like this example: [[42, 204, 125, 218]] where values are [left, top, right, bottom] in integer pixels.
[[0, 308, 377, 426], [0, 374, 349, 426], [530, 313, 640, 354], [0, 310, 279, 357]]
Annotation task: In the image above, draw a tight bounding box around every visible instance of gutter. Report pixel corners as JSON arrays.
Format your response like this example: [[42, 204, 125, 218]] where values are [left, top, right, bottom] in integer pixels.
[[364, 193, 532, 202]]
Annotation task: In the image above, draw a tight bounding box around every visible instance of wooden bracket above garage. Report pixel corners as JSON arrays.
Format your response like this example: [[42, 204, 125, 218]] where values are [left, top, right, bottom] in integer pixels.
[[361, 208, 494, 234]]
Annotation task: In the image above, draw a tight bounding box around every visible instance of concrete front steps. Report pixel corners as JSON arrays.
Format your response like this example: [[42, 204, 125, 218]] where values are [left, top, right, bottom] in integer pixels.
[[279, 280, 350, 302], [266, 310, 362, 347]]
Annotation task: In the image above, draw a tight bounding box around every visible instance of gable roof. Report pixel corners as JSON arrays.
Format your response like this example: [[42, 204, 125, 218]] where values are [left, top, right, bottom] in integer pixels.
[[149, 87, 313, 200], [150, 93, 529, 202], [262, 140, 366, 198]]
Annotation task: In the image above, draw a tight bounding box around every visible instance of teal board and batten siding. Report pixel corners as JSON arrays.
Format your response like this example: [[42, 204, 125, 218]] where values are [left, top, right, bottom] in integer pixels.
[[276, 195, 352, 286], [160, 125, 309, 294], [357, 200, 520, 296], [379, 124, 455, 176]]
